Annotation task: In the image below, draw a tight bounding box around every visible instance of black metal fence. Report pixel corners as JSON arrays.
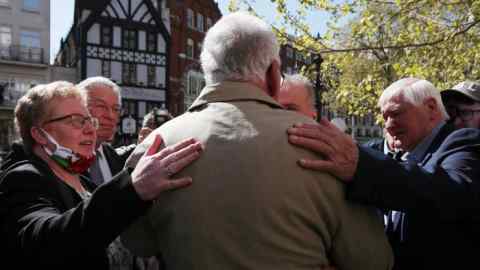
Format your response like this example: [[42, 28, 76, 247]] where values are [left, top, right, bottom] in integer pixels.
[[0, 45, 45, 64]]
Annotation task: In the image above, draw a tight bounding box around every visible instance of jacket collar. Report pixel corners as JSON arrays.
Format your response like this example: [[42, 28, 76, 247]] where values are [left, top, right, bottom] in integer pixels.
[[417, 122, 456, 165], [188, 81, 284, 112]]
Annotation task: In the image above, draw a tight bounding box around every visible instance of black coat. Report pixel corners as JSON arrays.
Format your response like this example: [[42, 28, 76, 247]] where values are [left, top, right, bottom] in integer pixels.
[[0, 156, 151, 269], [349, 125, 480, 269]]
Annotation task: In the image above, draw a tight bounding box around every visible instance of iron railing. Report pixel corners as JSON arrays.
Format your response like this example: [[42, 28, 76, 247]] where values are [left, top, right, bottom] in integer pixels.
[[0, 44, 45, 64]]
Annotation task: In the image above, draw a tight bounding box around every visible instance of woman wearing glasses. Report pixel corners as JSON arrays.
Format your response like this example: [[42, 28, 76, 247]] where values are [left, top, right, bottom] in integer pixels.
[[0, 81, 203, 269]]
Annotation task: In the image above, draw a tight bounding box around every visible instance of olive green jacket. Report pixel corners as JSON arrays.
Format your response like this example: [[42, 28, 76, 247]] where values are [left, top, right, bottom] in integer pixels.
[[122, 81, 393, 270]]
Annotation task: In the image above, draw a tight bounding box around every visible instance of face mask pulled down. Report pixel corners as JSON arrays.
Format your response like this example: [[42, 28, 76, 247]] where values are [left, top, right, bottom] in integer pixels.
[[41, 129, 95, 174]]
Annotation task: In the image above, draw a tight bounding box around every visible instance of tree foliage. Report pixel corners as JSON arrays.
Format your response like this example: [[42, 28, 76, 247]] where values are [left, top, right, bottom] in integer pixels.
[[228, 0, 480, 118]]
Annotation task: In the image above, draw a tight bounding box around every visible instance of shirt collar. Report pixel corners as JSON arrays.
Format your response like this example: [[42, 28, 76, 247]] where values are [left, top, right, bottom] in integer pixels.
[[188, 81, 284, 112], [408, 121, 446, 162], [96, 145, 105, 159]]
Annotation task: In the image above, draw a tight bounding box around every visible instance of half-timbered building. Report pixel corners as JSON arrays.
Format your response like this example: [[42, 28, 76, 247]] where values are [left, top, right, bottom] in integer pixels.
[[55, 0, 170, 135]]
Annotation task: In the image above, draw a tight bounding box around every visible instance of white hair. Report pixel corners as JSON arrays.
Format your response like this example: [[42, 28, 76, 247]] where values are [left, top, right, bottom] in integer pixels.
[[283, 74, 316, 107], [200, 12, 280, 84], [378, 77, 449, 119], [76, 76, 122, 104]]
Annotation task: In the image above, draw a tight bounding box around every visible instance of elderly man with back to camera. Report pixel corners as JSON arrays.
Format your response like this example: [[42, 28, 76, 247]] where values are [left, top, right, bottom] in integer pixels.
[[122, 12, 393, 270]]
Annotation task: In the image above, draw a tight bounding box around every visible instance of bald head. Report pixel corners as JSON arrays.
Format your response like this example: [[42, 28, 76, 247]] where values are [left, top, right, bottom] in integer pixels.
[[278, 74, 317, 119]]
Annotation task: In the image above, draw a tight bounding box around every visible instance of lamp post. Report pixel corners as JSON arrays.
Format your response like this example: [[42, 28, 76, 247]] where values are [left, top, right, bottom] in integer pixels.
[[314, 53, 324, 121]]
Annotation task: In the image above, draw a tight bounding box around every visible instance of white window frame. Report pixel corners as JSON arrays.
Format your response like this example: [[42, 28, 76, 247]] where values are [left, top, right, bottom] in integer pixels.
[[197, 13, 204, 32], [20, 30, 40, 48], [187, 9, 195, 29], [187, 71, 205, 97], [0, 25, 12, 46]]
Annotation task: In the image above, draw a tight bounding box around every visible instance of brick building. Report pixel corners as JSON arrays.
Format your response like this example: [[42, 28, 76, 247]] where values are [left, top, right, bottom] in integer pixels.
[[165, 0, 221, 114]]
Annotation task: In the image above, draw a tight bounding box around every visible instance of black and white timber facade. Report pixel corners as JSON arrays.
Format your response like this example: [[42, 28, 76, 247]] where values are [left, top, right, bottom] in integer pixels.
[[55, 0, 170, 132]]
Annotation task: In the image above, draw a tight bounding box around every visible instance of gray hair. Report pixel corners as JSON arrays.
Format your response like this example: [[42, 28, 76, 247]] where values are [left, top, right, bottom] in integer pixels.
[[200, 12, 280, 84], [142, 108, 173, 129], [15, 81, 86, 152], [76, 76, 122, 104], [378, 77, 449, 119], [283, 74, 316, 107]]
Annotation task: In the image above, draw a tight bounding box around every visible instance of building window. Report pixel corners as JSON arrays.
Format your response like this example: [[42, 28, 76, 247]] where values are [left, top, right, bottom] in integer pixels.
[[0, 26, 11, 60], [187, 71, 205, 96], [147, 66, 156, 87], [122, 29, 137, 50], [197, 42, 202, 57], [20, 30, 40, 48], [23, 0, 39, 11], [0, 0, 9, 7], [147, 32, 157, 52], [0, 26, 11, 46], [197, 13, 204, 32], [186, 38, 194, 58], [101, 25, 112, 46], [19, 30, 41, 62], [206, 17, 212, 30], [123, 99, 137, 117], [102, 61, 111, 78], [0, 26, 12, 59], [122, 63, 137, 84], [187, 9, 194, 29]]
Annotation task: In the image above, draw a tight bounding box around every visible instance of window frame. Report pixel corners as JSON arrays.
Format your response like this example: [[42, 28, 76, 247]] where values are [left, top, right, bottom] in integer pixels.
[[122, 28, 137, 50], [147, 31, 157, 53], [186, 38, 194, 59], [147, 65, 156, 87], [101, 60, 111, 78], [22, 0, 39, 12], [187, 9, 195, 29], [0, 25, 12, 46], [122, 63, 137, 85], [197, 13, 204, 32], [0, 0, 10, 7], [101, 25, 113, 46]]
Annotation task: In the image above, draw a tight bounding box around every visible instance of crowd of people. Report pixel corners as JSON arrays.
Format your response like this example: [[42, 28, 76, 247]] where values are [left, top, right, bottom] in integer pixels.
[[0, 11, 479, 270]]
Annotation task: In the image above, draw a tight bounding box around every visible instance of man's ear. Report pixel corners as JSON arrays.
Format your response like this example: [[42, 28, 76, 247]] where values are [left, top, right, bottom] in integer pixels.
[[266, 59, 281, 100], [30, 126, 47, 146], [424, 97, 441, 119], [424, 97, 438, 111]]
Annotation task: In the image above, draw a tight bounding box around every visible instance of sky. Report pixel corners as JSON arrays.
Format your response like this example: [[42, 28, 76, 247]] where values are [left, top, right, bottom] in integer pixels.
[[50, 0, 329, 64]]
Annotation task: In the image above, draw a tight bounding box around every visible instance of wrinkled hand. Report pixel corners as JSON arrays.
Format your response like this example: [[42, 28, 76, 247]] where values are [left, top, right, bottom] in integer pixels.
[[287, 118, 358, 182], [131, 134, 203, 201]]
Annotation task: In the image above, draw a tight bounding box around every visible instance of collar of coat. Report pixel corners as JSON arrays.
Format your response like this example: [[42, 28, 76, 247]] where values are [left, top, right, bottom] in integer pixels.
[[188, 81, 284, 112]]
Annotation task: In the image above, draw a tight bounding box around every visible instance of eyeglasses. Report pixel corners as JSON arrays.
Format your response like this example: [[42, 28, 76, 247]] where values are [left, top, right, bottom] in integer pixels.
[[88, 98, 122, 116], [43, 114, 99, 129], [447, 107, 480, 121]]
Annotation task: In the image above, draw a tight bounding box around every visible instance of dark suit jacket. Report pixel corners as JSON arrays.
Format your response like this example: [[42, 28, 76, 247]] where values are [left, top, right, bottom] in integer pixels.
[[0, 156, 151, 269], [102, 143, 129, 175], [82, 143, 135, 186], [348, 124, 480, 269]]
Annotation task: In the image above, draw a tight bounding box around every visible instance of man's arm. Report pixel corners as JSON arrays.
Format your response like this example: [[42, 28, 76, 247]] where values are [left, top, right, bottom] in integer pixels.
[[288, 121, 480, 221]]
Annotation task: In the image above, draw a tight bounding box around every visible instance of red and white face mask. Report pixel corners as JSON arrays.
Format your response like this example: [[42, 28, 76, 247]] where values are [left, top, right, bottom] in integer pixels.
[[41, 129, 95, 174]]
